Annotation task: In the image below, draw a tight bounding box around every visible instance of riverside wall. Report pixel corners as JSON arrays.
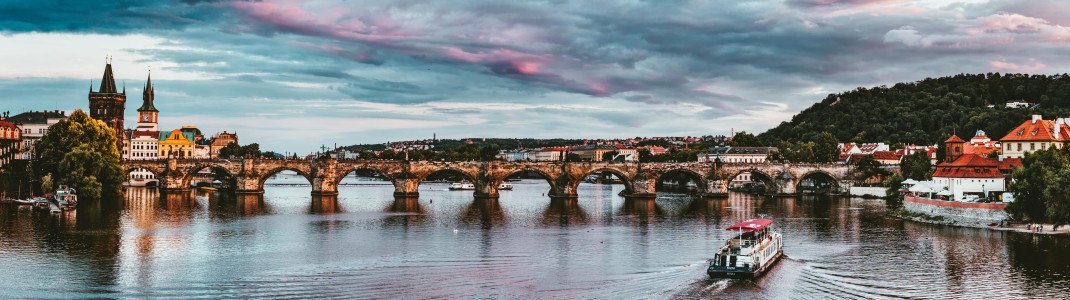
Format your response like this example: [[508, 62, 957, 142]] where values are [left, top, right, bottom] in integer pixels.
[[902, 196, 1009, 228]]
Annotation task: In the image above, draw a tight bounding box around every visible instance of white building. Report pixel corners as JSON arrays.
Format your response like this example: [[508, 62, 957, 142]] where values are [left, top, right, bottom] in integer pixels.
[[930, 154, 1019, 201], [8, 110, 66, 160], [534, 147, 568, 161], [697, 147, 774, 163]]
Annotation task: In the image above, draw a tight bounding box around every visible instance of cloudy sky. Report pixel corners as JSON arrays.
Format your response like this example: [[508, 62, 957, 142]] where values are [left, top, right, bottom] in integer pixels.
[[2, 0, 1069, 153]]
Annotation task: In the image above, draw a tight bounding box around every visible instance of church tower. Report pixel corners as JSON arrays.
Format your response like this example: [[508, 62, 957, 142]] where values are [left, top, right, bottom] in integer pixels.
[[88, 57, 126, 149], [136, 71, 158, 132]]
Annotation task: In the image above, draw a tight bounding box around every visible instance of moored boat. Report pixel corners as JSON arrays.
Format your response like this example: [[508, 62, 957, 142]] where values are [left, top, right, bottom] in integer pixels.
[[54, 185, 77, 209], [708, 218, 783, 279], [448, 182, 475, 190], [498, 183, 513, 190]]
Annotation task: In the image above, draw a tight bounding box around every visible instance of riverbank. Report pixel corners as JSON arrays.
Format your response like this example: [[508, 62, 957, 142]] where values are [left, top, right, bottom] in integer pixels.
[[892, 196, 1070, 235]]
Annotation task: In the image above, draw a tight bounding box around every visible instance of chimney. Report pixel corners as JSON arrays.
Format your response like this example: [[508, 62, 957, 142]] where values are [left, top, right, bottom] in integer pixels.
[[1057, 119, 1063, 141], [1032, 114, 1042, 124]]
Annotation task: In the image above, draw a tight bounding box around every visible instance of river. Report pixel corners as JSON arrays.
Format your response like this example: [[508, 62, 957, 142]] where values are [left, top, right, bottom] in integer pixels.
[[0, 172, 1068, 299]]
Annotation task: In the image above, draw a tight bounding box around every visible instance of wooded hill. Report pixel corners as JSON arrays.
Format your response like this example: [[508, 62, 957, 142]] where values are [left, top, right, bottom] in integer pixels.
[[759, 73, 1070, 145]]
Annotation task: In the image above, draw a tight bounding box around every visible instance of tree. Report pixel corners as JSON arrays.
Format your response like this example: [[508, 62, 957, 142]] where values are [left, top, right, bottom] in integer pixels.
[[31, 110, 123, 205], [601, 151, 619, 161], [40, 173, 53, 196], [853, 155, 886, 182], [479, 144, 500, 161], [217, 142, 241, 158], [638, 148, 653, 162], [1008, 147, 1070, 223], [808, 132, 840, 163], [883, 173, 905, 199], [729, 131, 764, 147], [899, 152, 933, 180], [565, 153, 582, 162]]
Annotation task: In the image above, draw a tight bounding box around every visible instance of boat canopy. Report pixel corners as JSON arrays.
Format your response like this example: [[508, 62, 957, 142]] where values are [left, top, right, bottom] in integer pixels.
[[725, 219, 774, 232]]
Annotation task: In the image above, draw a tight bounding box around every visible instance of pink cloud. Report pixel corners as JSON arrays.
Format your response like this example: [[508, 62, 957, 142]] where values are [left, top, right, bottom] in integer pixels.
[[989, 60, 1047, 73]]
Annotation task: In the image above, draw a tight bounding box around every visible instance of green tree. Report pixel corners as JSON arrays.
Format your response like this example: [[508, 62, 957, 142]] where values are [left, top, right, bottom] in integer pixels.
[[565, 153, 582, 162], [217, 142, 241, 158], [807, 132, 840, 163], [883, 173, 905, 199], [40, 173, 53, 196], [899, 152, 933, 180], [32, 110, 123, 205], [1008, 147, 1070, 223], [729, 131, 764, 147], [853, 155, 886, 182], [601, 151, 619, 161]]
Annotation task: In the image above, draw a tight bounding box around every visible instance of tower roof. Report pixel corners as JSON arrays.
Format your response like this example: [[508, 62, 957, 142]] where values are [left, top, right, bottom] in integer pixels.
[[944, 135, 965, 143], [97, 62, 119, 94], [139, 72, 158, 112]]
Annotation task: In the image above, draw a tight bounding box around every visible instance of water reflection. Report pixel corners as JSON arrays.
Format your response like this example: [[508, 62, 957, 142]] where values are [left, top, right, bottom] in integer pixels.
[[541, 198, 588, 226], [1, 184, 1069, 298], [460, 198, 505, 229]]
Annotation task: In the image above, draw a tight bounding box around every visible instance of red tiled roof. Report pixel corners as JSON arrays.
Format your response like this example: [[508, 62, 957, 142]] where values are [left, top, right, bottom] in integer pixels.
[[871, 151, 901, 161], [540, 147, 568, 151], [997, 158, 1023, 171], [131, 130, 159, 139], [1000, 119, 1070, 142], [933, 154, 1003, 178], [945, 135, 965, 143]]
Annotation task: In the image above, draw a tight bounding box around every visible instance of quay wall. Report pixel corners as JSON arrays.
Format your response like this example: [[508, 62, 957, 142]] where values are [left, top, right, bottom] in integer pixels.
[[849, 186, 885, 197], [903, 196, 1009, 228]]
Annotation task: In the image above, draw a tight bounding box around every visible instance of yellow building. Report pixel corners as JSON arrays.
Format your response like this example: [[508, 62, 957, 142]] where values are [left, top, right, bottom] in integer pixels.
[[159, 129, 194, 158]]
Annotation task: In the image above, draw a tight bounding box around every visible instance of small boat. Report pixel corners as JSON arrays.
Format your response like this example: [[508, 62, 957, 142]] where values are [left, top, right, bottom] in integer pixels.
[[199, 186, 218, 192], [708, 218, 783, 279], [448, 182, 475, 190], [31, 197, 50, 212], [498, 183, 513, 191], [54, 185, 77, 209]]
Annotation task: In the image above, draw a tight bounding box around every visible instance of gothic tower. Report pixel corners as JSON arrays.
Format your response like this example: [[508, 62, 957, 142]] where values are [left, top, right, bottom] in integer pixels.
[[136, 71, 158, 132], [88, 58, 126, 149]]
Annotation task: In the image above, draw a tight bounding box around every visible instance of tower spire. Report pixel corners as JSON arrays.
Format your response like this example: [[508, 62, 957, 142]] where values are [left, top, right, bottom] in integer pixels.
[[98, 59, 117, 94]]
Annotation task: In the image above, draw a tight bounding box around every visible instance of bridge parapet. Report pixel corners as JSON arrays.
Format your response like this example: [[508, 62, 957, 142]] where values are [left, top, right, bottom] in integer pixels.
[[120, 159, 878, 200]]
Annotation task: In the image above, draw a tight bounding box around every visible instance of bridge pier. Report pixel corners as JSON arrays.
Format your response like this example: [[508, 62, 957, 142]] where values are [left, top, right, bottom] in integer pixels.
[[392, 178, 421, 198]]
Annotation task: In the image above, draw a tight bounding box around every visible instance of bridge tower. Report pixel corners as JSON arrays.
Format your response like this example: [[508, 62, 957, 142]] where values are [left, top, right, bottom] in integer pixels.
[[88, 57, 126, 150]]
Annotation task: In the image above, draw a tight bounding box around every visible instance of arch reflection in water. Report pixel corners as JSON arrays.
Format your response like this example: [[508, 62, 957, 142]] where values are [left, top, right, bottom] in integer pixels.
[[460, 198, 505, 229], [381, 197, 427, 227], [310, 195, 342, 214], [541, 199, 589, 227]]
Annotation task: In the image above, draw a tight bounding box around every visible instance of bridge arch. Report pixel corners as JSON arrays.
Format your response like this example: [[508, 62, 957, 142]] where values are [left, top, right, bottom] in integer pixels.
[[496, 168, 560, 197], [654, 168, 708, 194], [181, 164, 237, 189], [571, 167, 635, 196], [796, 170, 840, 195], [333, 167, 400, 194], [725, 169, 779, 195], [256, 166, 314, 191], [124, 164, 165, 188]]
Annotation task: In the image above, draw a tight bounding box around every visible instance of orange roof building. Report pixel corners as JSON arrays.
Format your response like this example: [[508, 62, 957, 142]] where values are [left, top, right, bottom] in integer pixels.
[[999, 115, 1070, 159], [932, 154, 1021, 201], [944, 130, 1001, 163]]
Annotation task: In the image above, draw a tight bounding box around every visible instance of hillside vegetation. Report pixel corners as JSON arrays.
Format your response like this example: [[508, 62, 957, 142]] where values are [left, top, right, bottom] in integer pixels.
[[760, 73, 1070, 145]]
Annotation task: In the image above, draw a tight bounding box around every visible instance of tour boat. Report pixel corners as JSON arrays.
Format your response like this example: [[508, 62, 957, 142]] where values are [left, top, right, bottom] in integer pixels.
[[448, 182, 475, 190], [708, 218, 783, 279], [498, 183, 513, 191]]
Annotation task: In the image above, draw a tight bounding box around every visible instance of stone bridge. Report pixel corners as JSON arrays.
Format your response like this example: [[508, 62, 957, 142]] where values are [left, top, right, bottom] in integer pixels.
[[121, 159, 898, 199]]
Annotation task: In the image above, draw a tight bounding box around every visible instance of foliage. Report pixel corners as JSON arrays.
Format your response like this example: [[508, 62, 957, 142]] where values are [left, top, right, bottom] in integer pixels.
[[0, 160, 30, 197], [899, 152, 933, 180], [40, 174, 53, 196], [31, 110, 123, 204], [883, 173, 905, 199], [1008, 147, 1070, 224], [565, 153, 582, 162], [642, 148, 702, 162], [218, 142, 271, 159], [728, 131, 764, 147], [853, 155, 887, 181], [760, 73, 1070, 145], [601, 151, 619, 161], [770, 141, 814, 162]]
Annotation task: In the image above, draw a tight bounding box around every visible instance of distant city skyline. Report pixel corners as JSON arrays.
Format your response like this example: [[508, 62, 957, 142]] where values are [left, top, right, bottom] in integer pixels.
[[3, 0, 1070, 153]]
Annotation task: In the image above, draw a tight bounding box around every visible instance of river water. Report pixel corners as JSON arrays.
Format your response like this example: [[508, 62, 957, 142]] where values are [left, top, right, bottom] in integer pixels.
[[1, 172, 1068, 299]]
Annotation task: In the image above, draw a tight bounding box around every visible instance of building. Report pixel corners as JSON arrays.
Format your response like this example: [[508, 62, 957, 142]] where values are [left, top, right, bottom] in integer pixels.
[[159, 129, 195, 158], [571, 145, 637, 161], [0, 117, 21, 169], [496, 150, 533, 162], [698, 147, 774, 163], [135, 72, 159, 132], [179, 125, 205, 143], [999, 115, 1070, 159], [126, 130, 160, 160], [209, 131, 239, 158], [88, 59, 126, 150], [534, 147, 567, 161], [7, 110, 67, 160], [931, 154, 1021, 201], [943, 129, 1001, 162]]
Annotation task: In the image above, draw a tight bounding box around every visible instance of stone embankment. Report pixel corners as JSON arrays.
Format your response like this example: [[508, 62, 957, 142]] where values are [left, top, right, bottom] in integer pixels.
[[896, 196, 1009, 228]]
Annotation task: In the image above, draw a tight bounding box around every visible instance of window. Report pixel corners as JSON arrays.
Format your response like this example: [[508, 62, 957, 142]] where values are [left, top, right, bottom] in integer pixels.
[[1031, 143, 1035, 151], [1043, 143, 1048, 150], [1017, 143, 1022, 151]]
